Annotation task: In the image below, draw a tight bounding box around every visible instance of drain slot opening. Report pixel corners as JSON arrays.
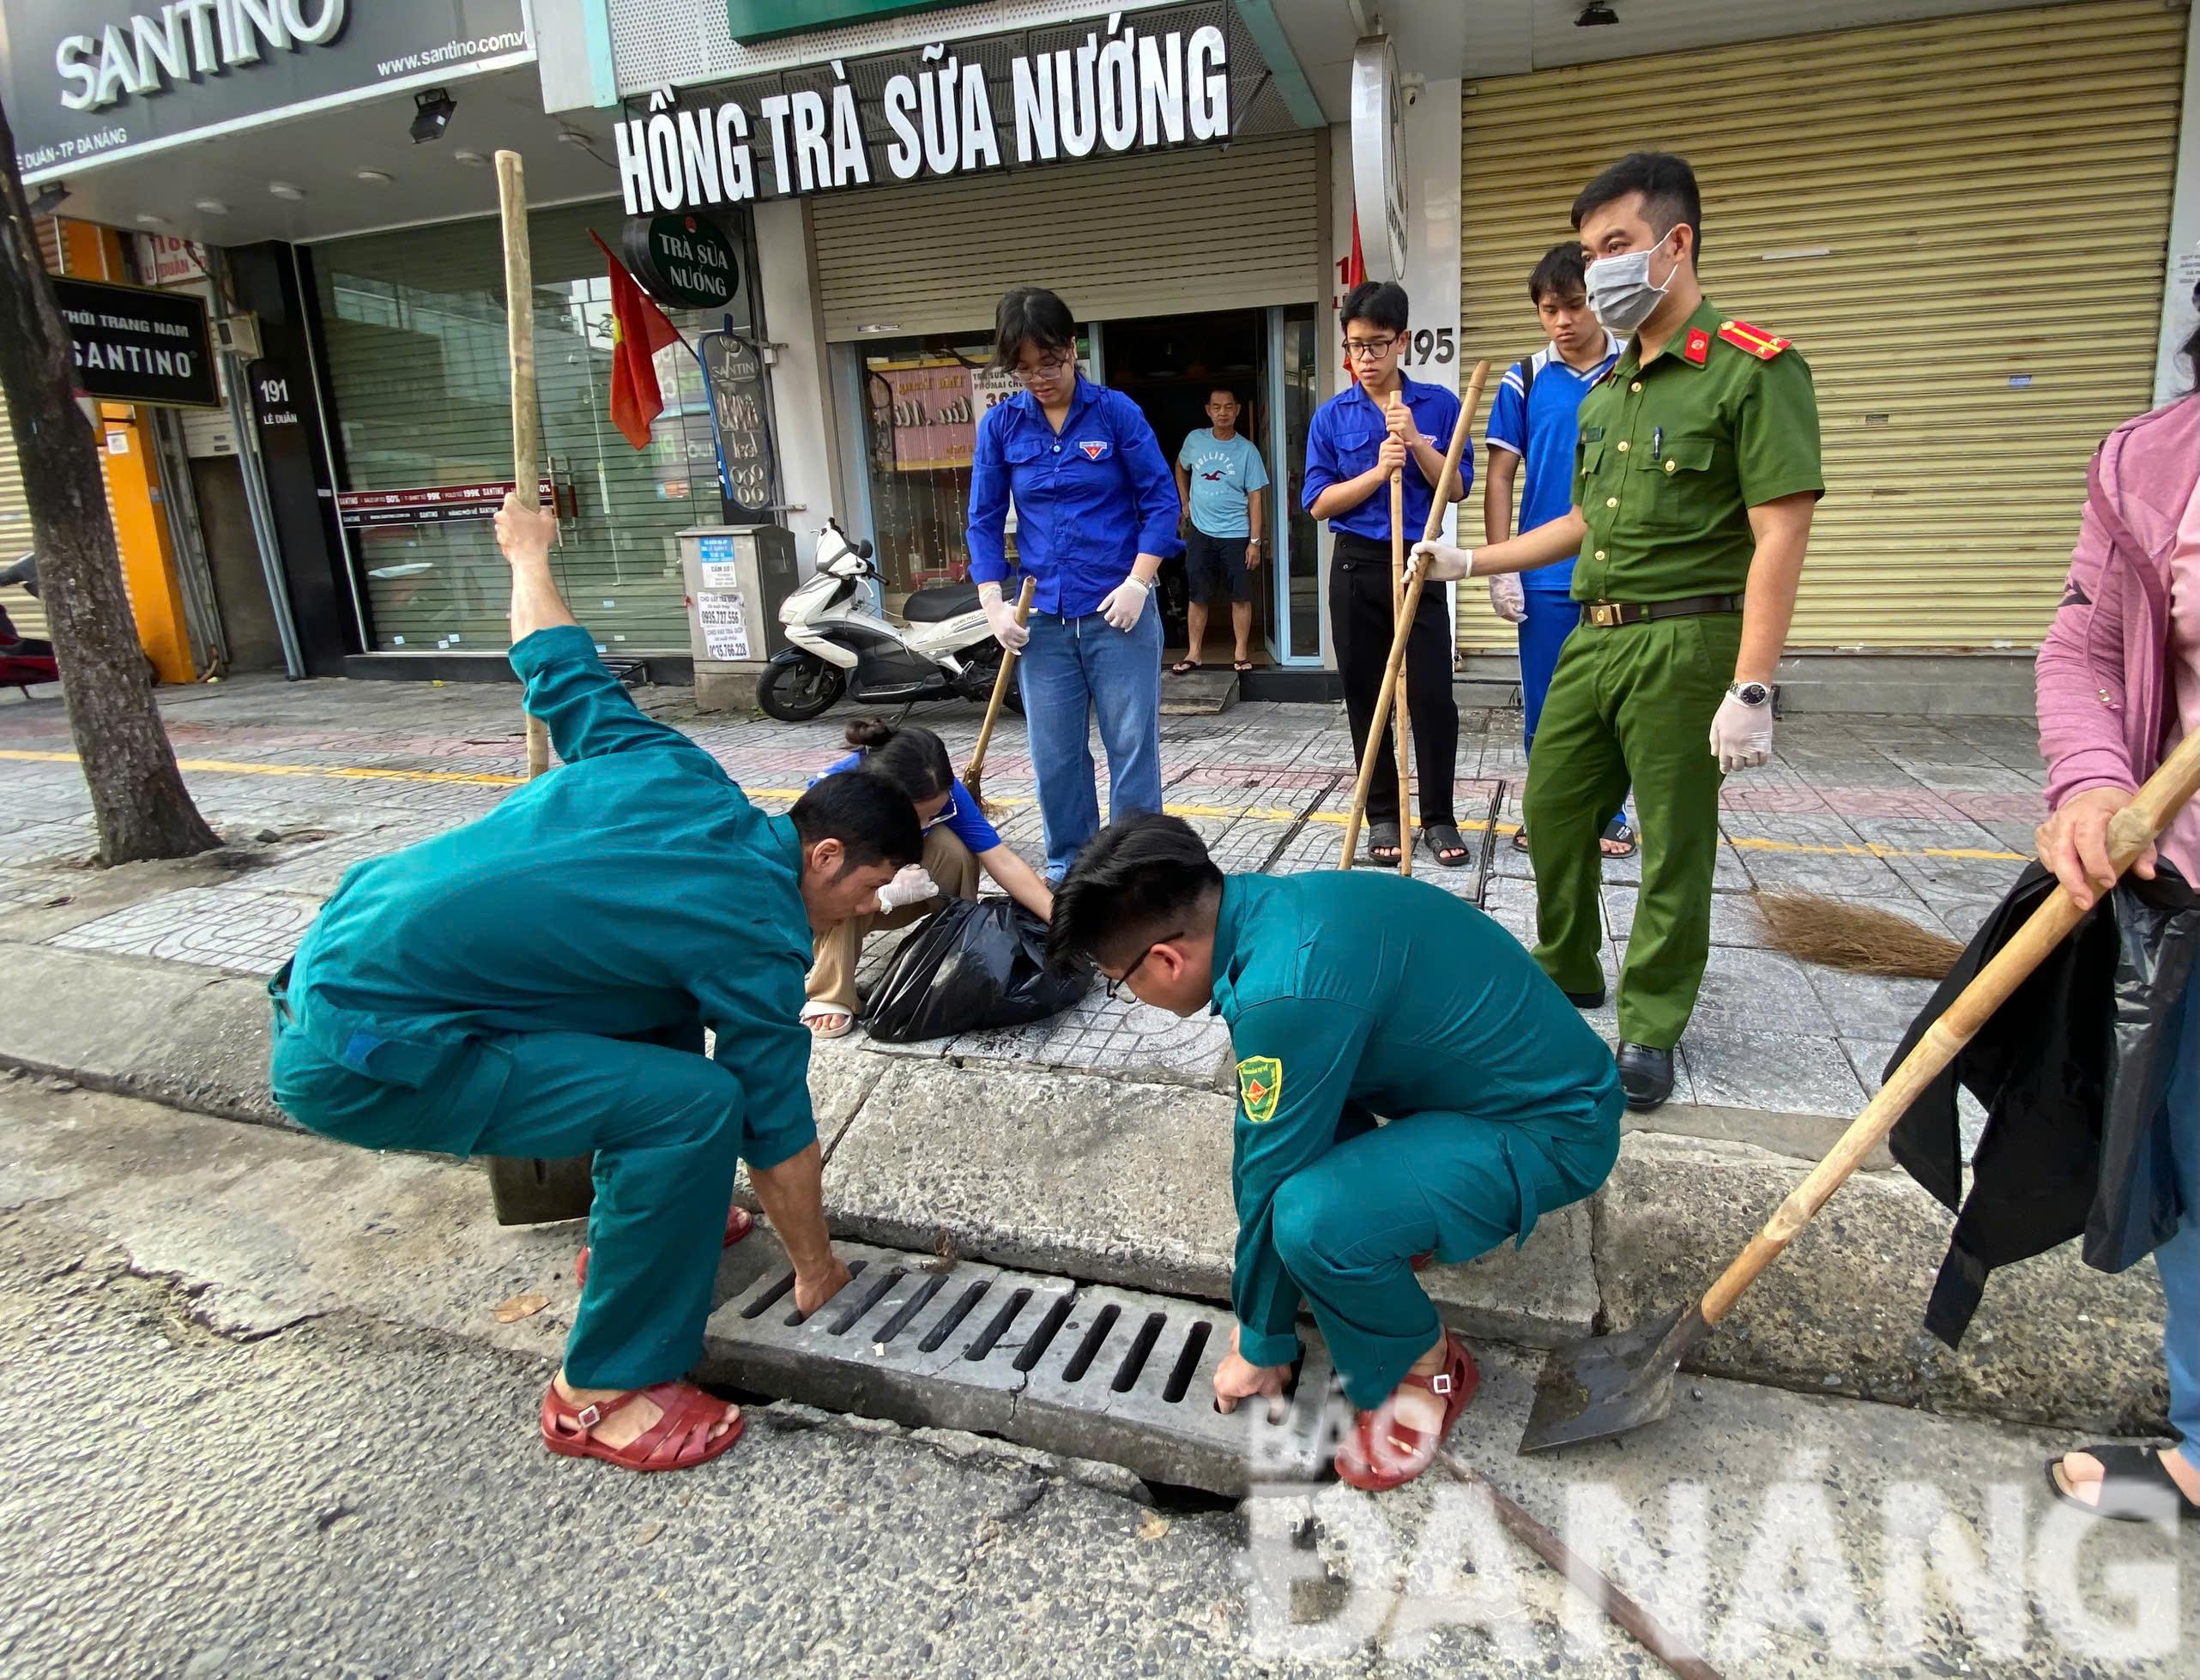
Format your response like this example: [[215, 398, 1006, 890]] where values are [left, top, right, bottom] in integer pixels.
[[741, 1271, 796, 1320], [964, 1287, 1031, 1360], [920, 1279, 990, 1354], [787, 1257, 867, 1326], [1010, 1291, 1076, 1373], [830, 1267, 904, 1336], [1061, 1303, 1121, 1383], [1162, 1320, 1212, 1403], [1110, 1310, 1167, 1393], [875, 1273, 946, 1344]]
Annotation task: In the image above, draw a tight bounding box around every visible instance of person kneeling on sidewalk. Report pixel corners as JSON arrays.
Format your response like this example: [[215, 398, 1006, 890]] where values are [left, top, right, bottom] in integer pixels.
[[269, 494, 919, 1475], [1046, 815, 1622, 1490], [803, 717, 1055, 1037]]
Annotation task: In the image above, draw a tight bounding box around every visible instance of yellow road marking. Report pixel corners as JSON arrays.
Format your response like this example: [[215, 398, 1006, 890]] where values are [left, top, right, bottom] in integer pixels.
[[0, 748, 2030, 864]]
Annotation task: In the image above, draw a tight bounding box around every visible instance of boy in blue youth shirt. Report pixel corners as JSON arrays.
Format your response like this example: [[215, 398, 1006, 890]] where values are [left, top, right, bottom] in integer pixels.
[[1172, 386, 1269, 674], [1303, 281, 1471, 868], [1483, 244, 1636, 861]]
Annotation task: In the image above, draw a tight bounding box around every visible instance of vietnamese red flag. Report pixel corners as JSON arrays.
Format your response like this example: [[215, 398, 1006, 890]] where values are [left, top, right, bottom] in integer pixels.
[[589, 230, 680, 449]]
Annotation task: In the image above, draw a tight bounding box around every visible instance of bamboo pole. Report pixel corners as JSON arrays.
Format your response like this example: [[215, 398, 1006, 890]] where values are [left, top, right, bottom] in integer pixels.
[[496, 151, 552, 781], [963, 577, 1036, 814], [1391, 464, 1411, 876]]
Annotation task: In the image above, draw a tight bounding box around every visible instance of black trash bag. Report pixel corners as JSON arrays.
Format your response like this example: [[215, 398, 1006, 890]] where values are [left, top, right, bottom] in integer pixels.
[[863, 897, 1089, 1043]]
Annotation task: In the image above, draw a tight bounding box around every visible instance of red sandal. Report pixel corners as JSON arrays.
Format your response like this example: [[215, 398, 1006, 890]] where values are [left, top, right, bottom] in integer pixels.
[[1333, 1335, 1479, 1492], [541, 1380, 746, 1472], [576, 1204, 752, 1288]]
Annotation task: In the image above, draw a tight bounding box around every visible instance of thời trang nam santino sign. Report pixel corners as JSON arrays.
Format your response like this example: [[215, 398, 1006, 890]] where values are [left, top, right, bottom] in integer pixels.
[[616, 12, 1231, 215]]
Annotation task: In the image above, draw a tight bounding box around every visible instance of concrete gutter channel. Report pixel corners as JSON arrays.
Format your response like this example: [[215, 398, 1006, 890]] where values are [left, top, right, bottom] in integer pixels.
[[0, 940, 2174, 1480]]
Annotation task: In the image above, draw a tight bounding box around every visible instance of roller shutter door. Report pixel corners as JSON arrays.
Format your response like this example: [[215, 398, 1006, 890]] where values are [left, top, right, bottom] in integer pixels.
[[811, 132, 1321, 339], [1456, 0, 2182, 650]]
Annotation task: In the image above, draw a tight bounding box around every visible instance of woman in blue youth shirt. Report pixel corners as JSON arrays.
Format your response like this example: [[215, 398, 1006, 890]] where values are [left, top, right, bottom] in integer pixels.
[[967, 287, 1183, 882]]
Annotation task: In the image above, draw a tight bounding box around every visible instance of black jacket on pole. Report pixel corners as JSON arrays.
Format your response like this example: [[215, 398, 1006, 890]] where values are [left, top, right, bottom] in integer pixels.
[[1887, 861, 2198, 1348]]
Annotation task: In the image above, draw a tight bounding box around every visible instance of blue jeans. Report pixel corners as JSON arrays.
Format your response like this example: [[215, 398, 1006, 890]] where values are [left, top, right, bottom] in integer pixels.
[[1018, 605, 1164, 879], [1520, 589, 1628, 834], [2159, 969, 2197, 1473]]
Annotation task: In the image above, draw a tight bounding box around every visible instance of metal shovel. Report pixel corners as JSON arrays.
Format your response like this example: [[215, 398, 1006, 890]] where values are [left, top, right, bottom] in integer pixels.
[[1520, 728, 2200, 1455]]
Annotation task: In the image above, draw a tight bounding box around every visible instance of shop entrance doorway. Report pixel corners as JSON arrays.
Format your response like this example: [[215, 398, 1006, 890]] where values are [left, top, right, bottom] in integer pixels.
[[1104, 304, 1321, 671]]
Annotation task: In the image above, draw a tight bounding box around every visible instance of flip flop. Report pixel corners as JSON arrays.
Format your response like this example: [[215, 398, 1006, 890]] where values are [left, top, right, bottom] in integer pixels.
[[577, 1204, 752, 1289], [1170, 659, 1201, 675], [1367, 819, 1402, 867], [1424, 823, 1471, 867], [1233, 660, 1255, 674], [2047, 1445, 2200, 1522], [1509, 827, 1531, 854], [1600, 818, 1638, 858], [1333, 1335, 1479, 1492], [801, 999, 855, 1039], [541, 1380, 745, 1472]]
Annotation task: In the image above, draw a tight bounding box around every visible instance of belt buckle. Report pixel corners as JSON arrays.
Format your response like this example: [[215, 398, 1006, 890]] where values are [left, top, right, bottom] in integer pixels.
[[1588, 601, 1620, 627]]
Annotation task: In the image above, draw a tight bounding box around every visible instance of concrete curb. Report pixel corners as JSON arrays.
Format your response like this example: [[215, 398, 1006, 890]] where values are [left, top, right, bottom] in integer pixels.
[[0, 942, 2167, 1435]]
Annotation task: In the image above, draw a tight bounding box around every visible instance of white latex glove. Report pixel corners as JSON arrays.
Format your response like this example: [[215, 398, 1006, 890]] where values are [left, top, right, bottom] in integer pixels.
[[979, 588, 1029, 652], [876, 865, 940, 913], [1410, 539, 1472, 583], [1708, 692, 1775, 774], [1486, 573, 1526, 625], [1099, 574, 1151, 632]]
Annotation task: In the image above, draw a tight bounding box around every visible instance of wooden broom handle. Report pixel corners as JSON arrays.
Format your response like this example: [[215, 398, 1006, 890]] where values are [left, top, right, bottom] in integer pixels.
[[1336, 360, 1490, 868], [497, 150, 552, 781], [965, 577, 1036, 783], [1391, 468, 1411, 876], [1699, 725, 2200, 1325]]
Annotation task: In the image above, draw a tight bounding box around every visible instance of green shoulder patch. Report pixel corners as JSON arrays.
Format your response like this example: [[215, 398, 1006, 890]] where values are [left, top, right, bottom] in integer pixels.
[[1237, 1056, 1282, 1124]]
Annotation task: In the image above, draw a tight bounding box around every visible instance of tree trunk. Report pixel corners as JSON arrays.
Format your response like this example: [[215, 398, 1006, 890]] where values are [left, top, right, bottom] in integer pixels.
[[0, 97, 218, 865]]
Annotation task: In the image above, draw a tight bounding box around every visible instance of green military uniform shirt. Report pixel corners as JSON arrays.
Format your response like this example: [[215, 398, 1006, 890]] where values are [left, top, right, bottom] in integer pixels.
[[1207, 871, 1621, 1369], [1570, 298, 1823, 604], [281, 624, 817, 1166]]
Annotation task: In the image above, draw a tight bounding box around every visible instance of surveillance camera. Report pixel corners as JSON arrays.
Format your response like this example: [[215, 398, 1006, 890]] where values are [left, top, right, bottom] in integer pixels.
[[1404, 85, 1419, 106]]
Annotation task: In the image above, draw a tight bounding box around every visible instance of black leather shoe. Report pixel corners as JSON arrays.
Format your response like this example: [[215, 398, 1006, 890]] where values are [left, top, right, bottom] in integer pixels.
[[1616, 1043, 1675, 1111], [1563, 985, 1606, 1011]]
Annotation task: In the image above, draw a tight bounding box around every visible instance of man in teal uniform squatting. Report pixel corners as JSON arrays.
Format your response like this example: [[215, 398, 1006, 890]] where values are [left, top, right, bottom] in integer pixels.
[[1048, 815, 1621, 1490], [269, 495, 920, 1475]]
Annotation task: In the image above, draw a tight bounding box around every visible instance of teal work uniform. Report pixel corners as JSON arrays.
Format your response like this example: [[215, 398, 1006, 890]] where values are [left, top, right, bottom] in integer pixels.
[[1210, 871, 1623, 1408], [1523, 299, 1823, 1049], [268, 625, 817, 1391]]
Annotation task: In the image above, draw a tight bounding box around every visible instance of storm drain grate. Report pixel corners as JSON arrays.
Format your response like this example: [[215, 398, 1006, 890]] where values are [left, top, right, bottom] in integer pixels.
[[701, 1238, 1349, 1496]]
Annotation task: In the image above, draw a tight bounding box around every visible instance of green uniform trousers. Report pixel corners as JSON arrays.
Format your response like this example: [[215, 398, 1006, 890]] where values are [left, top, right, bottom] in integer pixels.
[[269, 1008, 743, 1392], [1271, 1091, 1619, 1410], [1521, 613, 1738, 1049]]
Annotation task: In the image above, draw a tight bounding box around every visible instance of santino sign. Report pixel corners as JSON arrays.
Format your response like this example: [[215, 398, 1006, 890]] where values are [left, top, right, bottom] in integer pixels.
[[55, 0, 348, 112], [618, 16, 1230, 216]]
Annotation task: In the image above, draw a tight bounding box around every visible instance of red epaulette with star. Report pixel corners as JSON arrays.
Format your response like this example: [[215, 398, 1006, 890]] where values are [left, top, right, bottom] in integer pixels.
[[1715, 319, 1792, 360]]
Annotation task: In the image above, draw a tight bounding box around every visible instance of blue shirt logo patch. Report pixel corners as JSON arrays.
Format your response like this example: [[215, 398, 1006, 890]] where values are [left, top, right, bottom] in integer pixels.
[[1079, 440, 1109, 461]]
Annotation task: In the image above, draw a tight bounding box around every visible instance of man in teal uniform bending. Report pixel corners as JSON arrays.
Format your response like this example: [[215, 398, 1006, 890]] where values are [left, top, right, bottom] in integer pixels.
[[1048, 815, 1621, 1490], [269, 496, 920, 1475]]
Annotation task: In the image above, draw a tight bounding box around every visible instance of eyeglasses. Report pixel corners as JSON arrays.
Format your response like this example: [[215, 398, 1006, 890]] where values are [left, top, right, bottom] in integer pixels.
[[922, 794, 958, 832], [1342, 335, 1399, 360], [1103, 931, 1183, 1001], [1013, 350, 1075, 383]]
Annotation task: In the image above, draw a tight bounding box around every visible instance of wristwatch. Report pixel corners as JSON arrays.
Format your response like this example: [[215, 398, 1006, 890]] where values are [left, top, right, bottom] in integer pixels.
[[1727, 680, 1772, 708]]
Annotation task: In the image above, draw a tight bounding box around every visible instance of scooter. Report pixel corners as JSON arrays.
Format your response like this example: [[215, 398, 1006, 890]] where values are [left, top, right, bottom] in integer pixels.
[[757, 519, 1022, 722], [0, 553, 57, 696]]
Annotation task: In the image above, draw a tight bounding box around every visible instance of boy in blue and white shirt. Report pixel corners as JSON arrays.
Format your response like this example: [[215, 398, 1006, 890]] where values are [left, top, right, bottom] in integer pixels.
[[1483, 243, 1635, 859]]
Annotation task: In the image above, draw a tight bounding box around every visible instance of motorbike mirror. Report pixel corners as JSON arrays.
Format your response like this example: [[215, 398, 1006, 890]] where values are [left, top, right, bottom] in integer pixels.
[[855, 540, 874, 561]]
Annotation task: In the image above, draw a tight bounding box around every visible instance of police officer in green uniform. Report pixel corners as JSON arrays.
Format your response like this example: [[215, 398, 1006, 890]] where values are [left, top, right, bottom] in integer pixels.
[[1047, 815, 1621, 1491], [269, 496, 922, 1475], [1416, 153, 1822, 1111]]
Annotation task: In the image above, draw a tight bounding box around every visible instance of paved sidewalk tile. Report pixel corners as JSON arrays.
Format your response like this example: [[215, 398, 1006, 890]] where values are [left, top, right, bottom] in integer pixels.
[[50, 884, 317, 976]]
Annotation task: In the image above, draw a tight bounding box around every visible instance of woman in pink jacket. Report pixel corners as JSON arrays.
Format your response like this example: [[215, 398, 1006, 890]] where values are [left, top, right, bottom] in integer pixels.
[[2033, 309, 2199, 1523]]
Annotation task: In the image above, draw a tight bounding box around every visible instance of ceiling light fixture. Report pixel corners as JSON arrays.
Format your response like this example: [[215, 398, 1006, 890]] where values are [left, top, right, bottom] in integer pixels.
[[193, 198, 230, 215], [269, 181, 305, 200], [134, 213, 170, 227], [555, 128, 592, 146], [1576, 3, 1619, 24], [411, 88, 456, 143], [355, 167, 393, 184], [451, 149, 489, 167]]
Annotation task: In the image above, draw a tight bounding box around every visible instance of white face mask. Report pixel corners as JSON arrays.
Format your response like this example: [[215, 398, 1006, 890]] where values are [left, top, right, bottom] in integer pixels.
[[1585, 229, 1679, 334]]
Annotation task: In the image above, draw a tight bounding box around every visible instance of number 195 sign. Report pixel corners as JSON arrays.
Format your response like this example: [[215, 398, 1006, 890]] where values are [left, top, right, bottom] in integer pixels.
[[1397, 328, 1456, 370]]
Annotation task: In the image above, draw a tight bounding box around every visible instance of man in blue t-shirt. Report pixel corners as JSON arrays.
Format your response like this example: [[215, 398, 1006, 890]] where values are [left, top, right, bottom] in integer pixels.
[[1173, 387, 1270, 674], [1483, 243, 1635, 861]]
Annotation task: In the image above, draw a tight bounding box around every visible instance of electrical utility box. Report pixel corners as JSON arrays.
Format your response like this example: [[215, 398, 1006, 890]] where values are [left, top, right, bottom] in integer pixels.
[[680, 523, 798, 711]]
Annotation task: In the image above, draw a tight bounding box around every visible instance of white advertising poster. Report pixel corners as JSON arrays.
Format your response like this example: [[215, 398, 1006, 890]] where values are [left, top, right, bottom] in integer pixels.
[[698, 589, 752, 661]]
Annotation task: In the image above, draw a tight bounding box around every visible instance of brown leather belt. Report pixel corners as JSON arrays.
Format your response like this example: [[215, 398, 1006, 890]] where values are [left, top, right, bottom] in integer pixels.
[[1578, 593, 1744, 628]]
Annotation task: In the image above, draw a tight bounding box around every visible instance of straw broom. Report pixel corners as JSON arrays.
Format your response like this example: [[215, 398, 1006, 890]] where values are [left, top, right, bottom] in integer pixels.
[[1752, 891, 1967, 981]]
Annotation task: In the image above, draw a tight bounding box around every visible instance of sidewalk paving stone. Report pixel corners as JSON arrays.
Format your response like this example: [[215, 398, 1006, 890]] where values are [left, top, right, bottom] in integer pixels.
[[50, 884, 317, 976]]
